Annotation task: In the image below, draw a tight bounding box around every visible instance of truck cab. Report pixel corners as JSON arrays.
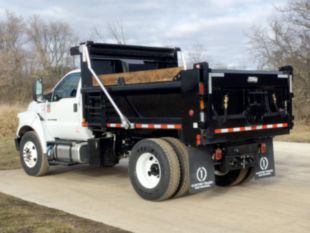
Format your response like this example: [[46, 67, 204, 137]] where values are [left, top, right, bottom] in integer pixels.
[[15, 42, 294, 201]]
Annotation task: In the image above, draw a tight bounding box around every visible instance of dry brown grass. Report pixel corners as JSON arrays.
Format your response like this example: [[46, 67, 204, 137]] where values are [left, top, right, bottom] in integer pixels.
[[0, 104, 25, 138], [0, 104, 25, 169], [0, 137, 20, 170]]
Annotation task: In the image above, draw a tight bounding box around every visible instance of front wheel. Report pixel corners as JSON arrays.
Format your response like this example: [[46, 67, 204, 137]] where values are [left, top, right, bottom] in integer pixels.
[[20, 131, 49, 176], [128, 138, 181, 201]]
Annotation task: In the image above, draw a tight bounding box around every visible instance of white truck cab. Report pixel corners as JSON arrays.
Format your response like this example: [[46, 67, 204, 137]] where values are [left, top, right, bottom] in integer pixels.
[[15, 69, 93, 175]]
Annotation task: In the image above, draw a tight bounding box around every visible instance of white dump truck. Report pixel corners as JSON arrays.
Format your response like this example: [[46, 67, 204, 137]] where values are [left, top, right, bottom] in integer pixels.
[[15, 42, 294, 201]]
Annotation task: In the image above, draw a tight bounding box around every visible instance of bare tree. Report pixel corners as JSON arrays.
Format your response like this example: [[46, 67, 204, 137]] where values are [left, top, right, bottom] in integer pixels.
[[90, 27, 105, 42], [27, 15, 77, 86], [187, 42, 210, 67], [0, 12, 78, 103], [27, 15, 76, 67], [248, 0, 310, 121], [107, 19, 127, 44], [0, 11, 28, 102]]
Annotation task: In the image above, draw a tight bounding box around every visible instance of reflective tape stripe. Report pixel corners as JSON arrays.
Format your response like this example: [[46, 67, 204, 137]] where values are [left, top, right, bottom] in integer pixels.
[[107, 123, 122, 128], [107, 123, 182, 130], [215, 123, 288, 134]]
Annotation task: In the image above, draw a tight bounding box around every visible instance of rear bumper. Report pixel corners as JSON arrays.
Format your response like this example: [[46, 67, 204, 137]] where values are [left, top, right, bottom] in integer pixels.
[[201, 123, 290, 145], [214, 122, 289, 134]]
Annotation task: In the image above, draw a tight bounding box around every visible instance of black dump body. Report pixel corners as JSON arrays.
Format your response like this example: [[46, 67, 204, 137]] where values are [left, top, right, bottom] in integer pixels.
[[71, 42, 293, 146]]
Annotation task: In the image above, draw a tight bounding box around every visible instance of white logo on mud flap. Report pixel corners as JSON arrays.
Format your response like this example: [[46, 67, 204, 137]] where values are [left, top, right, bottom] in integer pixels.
[[259, 157, 269, 171], [196, 166, 208, 182]]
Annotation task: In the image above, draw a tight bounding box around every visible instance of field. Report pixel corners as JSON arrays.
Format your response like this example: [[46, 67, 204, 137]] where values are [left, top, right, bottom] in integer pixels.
[[0, 104, 24, 170]]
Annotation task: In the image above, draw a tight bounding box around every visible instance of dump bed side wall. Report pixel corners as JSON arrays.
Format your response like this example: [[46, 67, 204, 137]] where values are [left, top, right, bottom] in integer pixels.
[[78, 43, 293, 146]]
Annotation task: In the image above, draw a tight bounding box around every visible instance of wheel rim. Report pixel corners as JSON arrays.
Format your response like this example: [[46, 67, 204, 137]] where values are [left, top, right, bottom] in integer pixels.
[[22, 141, 38, 168], [136, 152, 161, 189]]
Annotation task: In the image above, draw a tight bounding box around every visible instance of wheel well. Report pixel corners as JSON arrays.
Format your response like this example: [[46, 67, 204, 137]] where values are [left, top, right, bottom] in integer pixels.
[[16, 126, 34, 150], [18, 126, 34, 138]]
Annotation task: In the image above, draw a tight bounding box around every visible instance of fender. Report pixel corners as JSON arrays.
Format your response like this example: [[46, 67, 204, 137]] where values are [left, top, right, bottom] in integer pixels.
[[16, 111, 54, 154]]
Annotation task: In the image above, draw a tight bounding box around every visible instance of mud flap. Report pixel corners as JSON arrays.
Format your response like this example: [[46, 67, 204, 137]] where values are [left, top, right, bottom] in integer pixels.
[[255, 138, 275, 179], [188, 147, 215, 193]]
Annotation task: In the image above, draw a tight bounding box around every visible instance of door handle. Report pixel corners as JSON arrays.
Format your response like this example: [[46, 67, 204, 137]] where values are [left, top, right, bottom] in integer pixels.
[[73, 103, 78, 112]]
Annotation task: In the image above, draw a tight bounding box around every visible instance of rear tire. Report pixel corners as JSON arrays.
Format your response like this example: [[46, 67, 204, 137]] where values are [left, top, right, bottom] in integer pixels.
[[215, 168, 250, 186], [20, 131, 49, 176], [239, 167, 255, 184], [163, 137, 190, 198], [128, 138, 180, 201]]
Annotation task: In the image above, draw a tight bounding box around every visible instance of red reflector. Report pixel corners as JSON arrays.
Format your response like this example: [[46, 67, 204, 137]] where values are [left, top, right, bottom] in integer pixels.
[[196, 134, 201, 145], [188, 109, 194, 117], [260, 143, 267, 154], [81, 118, 88, 127], [215, 148, 222, 160], [199, 82, 204, 95]]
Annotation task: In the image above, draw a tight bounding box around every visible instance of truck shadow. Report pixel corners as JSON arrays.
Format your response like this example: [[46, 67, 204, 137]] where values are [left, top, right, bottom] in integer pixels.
[[47, 159, 129, 179]]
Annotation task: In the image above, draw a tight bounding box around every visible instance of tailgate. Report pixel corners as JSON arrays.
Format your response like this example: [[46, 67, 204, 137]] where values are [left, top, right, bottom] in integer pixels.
[[205, 66, 293, 140]]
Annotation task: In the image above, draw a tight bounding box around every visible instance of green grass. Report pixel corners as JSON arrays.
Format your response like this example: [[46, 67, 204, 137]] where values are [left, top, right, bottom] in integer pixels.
[[0, 192, 130, 233], [0, 137, 20, 170]]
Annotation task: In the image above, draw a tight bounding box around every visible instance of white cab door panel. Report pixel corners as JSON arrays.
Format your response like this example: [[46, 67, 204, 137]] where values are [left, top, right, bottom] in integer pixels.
[[44, 71, 93, 141]]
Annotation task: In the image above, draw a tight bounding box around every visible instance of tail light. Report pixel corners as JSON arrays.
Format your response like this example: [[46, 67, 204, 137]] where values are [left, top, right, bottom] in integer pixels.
[[260, 143, 267, 154], [196, 134, 201, 145], [215, 148, 223, 160], [199, 82, 204, 95], [188, 109, 194, 117]]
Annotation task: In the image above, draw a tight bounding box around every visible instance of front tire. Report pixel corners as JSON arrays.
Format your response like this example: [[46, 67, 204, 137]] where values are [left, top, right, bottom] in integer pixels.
[[20, 131, 49, 176], [128, 138, 180, 201]]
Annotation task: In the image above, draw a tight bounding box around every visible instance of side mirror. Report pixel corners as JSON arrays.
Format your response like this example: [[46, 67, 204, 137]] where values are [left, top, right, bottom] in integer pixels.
[[32, 79, 44, 102]]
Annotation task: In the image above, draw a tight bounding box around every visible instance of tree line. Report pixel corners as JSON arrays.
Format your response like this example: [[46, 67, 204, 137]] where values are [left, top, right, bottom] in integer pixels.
[[0, 12, 77, 103], [248, 0, 309, 121]]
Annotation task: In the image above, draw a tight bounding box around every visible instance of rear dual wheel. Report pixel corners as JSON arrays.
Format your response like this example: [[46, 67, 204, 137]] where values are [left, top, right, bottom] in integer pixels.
[[129, 138, 190, 201], [163, 137, 190, 198], [129, 138, 181, 201]]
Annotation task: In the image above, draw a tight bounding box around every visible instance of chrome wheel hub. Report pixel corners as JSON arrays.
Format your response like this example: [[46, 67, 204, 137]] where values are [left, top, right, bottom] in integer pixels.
[[23, 141, 38, 168]]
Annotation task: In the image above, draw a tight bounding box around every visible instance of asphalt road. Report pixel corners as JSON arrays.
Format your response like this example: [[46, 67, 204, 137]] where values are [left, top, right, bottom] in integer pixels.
[[0, 141, 309, 233]]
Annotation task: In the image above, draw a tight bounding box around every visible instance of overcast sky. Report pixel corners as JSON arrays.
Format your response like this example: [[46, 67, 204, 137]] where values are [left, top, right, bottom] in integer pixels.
[[0, 0, 289, 69]]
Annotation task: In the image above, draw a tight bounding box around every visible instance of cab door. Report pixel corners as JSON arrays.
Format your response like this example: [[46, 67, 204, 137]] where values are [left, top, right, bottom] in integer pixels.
[[44, 71, 92, 140]]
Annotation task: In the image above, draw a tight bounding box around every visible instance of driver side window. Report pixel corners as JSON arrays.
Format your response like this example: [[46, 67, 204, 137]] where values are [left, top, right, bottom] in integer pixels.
[[53, 73, 80, 101]]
